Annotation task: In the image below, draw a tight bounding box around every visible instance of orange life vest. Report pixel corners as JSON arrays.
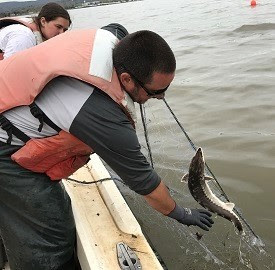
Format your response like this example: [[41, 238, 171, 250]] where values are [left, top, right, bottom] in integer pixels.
[[0, 29, 136, 180]]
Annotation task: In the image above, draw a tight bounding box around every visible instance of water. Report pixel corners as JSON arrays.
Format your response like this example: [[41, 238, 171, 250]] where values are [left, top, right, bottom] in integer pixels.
[[70, 0, 275, 268]]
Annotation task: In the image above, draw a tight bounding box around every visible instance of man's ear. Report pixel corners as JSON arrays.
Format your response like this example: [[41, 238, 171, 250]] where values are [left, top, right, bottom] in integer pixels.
[[119, 72, 135, 90]]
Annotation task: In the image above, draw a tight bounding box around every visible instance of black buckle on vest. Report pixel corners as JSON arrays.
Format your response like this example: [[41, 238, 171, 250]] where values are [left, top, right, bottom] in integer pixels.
[[0, 114, 13, 144], [29, 103, 44, 132], [0, 114, 31, 144], [29, 102, 61, 133]]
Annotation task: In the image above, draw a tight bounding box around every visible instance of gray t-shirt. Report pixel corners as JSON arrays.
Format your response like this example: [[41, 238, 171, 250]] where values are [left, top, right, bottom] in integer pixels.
[[0, 77, 161, 195]]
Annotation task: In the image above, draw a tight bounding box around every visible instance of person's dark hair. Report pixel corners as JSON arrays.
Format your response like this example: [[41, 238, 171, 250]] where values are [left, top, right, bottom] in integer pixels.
[[113, 30, 176, 84], [34, 2, 71, 27]]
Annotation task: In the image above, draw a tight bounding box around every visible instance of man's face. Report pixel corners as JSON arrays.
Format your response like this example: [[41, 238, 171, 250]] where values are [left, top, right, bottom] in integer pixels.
[[122, 71, 175, 104]]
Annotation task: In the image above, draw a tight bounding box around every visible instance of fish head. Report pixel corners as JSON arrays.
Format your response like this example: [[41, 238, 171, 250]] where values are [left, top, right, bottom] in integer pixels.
[[189, 147, 205, 181]]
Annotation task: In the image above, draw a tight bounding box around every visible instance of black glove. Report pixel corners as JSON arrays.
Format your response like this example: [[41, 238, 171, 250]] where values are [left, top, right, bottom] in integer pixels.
[[167, 203, 214, 231]]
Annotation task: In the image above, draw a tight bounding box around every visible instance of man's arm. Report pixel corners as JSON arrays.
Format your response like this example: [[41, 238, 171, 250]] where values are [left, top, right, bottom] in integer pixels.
[[144, 180, 175, 214], [70, 88, 161, 195], [70, 88, 213, 231]]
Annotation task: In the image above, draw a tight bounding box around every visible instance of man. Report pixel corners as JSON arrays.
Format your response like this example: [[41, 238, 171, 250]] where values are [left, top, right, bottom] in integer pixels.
[[0, 26, 213, 269]]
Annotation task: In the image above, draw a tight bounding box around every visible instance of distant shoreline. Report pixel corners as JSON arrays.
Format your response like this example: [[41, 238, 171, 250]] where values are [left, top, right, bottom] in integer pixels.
[[72, 0, 141, 10], [0, 0, 141, 18]]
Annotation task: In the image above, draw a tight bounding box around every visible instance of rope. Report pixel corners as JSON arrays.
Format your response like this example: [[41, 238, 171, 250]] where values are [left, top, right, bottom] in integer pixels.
[[66, 176, 124, 185], [162, 97, 259, 238]]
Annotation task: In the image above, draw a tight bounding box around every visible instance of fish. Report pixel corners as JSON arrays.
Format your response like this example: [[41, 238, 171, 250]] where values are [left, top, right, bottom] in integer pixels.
[[181, 148, 243, 233]]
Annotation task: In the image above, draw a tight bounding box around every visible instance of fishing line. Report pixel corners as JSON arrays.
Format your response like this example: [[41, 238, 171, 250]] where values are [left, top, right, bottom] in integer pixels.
[[140, 103, 154, 169], [161, 97, 259, 239], [129, 98, 272, 269], [162, 98, 228, 199]]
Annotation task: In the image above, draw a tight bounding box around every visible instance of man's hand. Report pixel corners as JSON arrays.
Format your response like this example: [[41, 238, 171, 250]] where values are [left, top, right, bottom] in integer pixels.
[[167, 203, 214, 231]]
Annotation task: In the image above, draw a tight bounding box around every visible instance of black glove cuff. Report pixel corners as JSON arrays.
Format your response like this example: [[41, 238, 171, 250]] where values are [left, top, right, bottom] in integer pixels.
[[167, 203, 186, 221]]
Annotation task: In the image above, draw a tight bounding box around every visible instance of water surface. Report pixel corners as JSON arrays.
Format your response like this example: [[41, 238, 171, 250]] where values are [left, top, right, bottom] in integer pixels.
[[70, 0, 275, 268]]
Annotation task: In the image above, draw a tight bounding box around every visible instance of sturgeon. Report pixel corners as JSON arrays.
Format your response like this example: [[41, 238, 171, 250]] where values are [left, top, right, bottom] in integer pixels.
[[182, 148, 243, 233]]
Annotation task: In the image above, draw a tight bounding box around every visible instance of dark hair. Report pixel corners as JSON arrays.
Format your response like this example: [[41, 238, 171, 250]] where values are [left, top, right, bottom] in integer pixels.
[[113, 30, 176, 84], [34, 2, 71, 27]]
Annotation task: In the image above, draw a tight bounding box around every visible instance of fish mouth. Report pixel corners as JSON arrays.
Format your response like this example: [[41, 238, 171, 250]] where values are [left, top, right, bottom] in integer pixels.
[[195, 147, 203, 160]]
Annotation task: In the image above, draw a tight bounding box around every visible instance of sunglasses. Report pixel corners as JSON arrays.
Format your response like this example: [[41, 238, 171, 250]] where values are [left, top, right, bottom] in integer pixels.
[[122, 66, 170, 97]]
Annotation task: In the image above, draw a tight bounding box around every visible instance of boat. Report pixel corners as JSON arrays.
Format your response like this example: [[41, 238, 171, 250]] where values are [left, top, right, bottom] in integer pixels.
[[3, 153, 163, 270]]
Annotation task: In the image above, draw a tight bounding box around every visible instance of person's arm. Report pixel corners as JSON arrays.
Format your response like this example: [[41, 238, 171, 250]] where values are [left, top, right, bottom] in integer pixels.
[[70, 88, 161, 195], [144, 180, 175, 214], [70, 88, 213, 230]]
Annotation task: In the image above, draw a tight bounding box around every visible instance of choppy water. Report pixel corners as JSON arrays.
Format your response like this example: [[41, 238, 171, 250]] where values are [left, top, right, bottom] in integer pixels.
[[70, 0, 275, 268]]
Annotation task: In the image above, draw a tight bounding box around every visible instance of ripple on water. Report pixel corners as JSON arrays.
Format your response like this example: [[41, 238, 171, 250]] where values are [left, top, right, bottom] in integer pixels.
[[233, 23, 275, 32]]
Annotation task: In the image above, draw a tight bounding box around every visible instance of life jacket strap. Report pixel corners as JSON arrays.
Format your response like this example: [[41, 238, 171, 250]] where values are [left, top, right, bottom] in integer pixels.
[[0, 114, 30, 144], [0, 103, 62, 145], [29, 102, 61, 133], [29, 102, 44, 131]]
